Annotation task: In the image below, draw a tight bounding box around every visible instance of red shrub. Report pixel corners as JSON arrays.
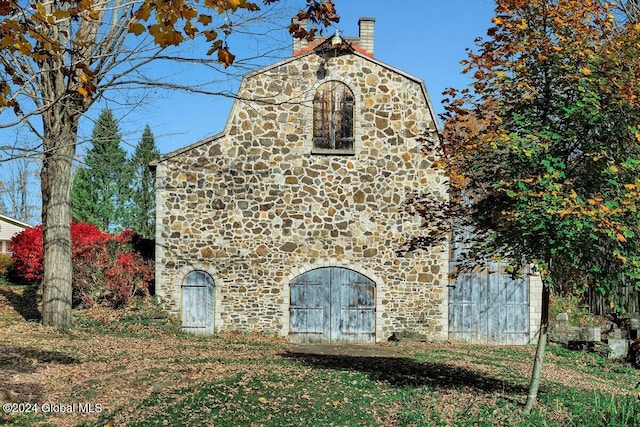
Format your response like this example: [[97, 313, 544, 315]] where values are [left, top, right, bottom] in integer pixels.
[[103, 252, 153, 307], [10, 225, 43, 282], [11, 223, 154, 308], [72, 222, 109, 247]]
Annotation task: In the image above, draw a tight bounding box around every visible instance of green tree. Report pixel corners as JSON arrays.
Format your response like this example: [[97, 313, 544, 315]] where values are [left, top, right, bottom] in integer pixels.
[[72, 109, 132, 232], [427, 0, 640, 412], [129, 125, 160, 238]]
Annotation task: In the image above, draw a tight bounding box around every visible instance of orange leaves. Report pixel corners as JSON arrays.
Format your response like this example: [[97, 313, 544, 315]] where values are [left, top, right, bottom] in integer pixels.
[[184, 21, 197, 39], [148, 24, 183, 47], [558, 208, 573, 217], [134, 2, 152, 21], [123, 0, 338, 67], [0, 0, 340, 113], [296, 1, 338, 25], [0, 0, 17, 16], [616, 253, 627, 264], [198, 14, 213, 26], [75, 65, 96, 98], [204, 29, 218, 42], [128, 22, 146, 36], [217, 46, 235, 68], [441, 0, 640, 294]]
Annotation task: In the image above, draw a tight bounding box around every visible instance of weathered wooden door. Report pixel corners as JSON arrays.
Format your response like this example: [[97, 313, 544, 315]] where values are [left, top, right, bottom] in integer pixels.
[[448, 263, 530, 345], [181, 271, 214, 335], [290, 267, 375, 344]]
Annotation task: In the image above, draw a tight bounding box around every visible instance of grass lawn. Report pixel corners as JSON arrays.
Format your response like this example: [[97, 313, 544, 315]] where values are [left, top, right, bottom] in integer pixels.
[[1, 282, 639, 427]]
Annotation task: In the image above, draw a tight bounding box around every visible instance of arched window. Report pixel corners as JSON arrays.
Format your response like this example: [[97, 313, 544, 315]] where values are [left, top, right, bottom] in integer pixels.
[[313, 81, 354, 152]]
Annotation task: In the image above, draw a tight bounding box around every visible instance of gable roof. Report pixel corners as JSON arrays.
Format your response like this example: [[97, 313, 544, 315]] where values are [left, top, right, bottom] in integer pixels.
[[152, 131, 225, 166], [246, 44, 440, 128], [156, 41, 441, 164]]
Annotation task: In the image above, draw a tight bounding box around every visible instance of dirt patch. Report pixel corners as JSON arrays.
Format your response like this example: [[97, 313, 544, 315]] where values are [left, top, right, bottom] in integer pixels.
[[287, 343, 406, 358]]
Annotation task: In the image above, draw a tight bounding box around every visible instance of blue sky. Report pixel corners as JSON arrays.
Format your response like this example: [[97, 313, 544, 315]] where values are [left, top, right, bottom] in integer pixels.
[[1, 1, 497, 158], [0, 0, 497, 223], [101, 0, 497, 155]]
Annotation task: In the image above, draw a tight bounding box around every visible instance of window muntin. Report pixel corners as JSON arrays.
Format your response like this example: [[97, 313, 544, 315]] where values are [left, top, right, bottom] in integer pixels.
[[313, 81, 354, 152]]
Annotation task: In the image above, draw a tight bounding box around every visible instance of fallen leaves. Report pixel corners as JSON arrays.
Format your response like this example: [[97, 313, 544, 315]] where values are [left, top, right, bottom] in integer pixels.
[[1, 293, 638, 426]]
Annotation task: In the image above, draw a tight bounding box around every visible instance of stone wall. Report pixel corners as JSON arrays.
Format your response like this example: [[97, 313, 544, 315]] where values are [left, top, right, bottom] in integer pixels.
[[155, 48, 449, 342]]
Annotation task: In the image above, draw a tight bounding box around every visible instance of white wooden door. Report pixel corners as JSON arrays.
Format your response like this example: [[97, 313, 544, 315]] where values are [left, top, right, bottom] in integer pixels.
[[181, 271, 214, 335]]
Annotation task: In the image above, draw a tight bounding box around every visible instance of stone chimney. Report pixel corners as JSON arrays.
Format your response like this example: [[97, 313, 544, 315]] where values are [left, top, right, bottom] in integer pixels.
[[292, 17, 309, 55], [358, 17, 375, 55]]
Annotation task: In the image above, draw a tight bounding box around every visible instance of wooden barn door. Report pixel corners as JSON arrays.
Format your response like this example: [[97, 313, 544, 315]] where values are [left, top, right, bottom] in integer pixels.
[[181, 271, 214, 335], [290, 267, 375, 344], [449, 263, 530, 345]]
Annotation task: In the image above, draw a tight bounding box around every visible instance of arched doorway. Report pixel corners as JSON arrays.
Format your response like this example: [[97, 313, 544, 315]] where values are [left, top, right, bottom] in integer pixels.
[[181, 270, 215, 335], [289, 267, 375, 344]]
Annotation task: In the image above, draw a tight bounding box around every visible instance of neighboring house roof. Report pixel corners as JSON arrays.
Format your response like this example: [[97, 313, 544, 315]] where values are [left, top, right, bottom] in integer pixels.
[[0, 214, 31, 230], [0, 214, 31, 242], [155, 38, 440, 164]]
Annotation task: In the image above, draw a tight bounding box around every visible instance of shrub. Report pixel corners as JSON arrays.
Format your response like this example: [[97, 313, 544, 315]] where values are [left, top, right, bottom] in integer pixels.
[[0, 253, 14, 278], [550, 292, 593, 326], [10, 224, 43, 282], [11, 223, 154, 308]]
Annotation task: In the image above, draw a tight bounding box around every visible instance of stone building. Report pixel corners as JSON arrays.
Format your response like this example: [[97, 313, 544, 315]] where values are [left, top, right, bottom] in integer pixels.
[[153, 18, 541, 344]]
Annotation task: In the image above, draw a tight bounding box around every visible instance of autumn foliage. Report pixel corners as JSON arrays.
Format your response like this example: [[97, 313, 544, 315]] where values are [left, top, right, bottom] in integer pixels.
[[11, 223, 153, 308], [0, 0, 339, 111], [427, 0, 640, 300], [0, 254, 14, 278], [0, 0, 339, 329], [415, 0, 640, 412], [10, 225, 44, 282]]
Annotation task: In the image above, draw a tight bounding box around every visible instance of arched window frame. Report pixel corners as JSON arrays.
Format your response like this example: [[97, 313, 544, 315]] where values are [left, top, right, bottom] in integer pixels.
[[312, 81, 355, 154]]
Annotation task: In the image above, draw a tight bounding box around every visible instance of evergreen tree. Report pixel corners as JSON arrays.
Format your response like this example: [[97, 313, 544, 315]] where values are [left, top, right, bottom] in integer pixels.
[[71, 109, 132, 232], [129, 125, 160, 238]]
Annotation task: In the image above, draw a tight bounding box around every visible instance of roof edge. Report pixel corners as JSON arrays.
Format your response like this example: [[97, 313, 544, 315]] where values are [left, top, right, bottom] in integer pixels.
[[155, 48, 442, 164], [0, 214, 32, 229], [154, 131, 226, 165]]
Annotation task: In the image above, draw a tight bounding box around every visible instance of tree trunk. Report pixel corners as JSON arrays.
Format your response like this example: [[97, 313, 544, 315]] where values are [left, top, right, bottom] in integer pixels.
[[40, 108, 80, 329], [523, 283, 550, 414]]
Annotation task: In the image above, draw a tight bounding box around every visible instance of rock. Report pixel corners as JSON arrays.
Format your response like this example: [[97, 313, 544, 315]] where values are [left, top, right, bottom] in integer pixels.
[[607, 338, 628, 360], [609, 328, 622, 339], [579, 326, 601, 342]]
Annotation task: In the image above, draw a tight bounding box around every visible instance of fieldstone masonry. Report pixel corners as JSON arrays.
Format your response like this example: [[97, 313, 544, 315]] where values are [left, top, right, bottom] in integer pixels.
[[154, 21, 448, 342]]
